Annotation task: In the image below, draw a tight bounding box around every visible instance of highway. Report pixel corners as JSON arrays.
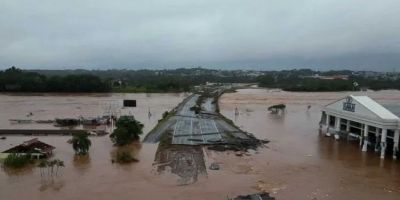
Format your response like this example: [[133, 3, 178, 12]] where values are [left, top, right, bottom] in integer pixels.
[[144, 93, 250, 145], [172, 95, 222, 145]]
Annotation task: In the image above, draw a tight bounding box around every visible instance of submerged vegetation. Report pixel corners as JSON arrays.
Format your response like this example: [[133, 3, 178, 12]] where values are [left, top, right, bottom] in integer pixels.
[[71, 132, 92, 155], [3, 153, 33, 168], [162, 111, 169, 119], [38, 159, 65, 177], [114, 151, 139, 164], [110, 116, 144, 146]]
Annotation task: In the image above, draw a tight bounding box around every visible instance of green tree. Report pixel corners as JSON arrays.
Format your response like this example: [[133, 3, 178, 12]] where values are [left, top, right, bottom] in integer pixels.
[[55, 159, 65, 176], [38, 160, 47, 177], [38, 159, 64, 177], [3, 153, 31, 168], [110, 116, 144, 146], [71, 132, 91, 155]]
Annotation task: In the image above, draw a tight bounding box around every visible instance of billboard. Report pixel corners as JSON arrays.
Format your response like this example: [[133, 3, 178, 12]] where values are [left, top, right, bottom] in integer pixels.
[[123, 100, 136, 107]]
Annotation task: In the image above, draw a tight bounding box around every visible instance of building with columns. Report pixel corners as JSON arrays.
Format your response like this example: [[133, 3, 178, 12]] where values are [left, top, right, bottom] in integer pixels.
[[320, 95, 400, 160]]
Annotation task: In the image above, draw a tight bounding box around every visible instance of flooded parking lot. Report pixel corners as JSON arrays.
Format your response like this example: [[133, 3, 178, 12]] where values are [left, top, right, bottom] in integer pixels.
[[1, 89, 400, 200]]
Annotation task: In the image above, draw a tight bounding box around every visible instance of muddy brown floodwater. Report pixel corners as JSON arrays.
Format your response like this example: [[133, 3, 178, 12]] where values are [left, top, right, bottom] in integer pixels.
[[219, 89, 400, 200], [1, 90, 400, 200]]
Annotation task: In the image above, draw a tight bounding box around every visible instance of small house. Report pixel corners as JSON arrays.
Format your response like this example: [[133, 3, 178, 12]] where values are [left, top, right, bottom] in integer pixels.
[[1, 138, 55, 159]]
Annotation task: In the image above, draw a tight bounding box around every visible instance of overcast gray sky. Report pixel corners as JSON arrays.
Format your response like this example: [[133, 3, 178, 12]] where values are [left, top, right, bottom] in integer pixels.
[[1, 0, 399, 71]]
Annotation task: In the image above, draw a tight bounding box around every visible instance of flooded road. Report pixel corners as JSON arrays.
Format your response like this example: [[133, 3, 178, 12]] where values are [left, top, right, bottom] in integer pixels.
[[1, 90, 400, 200]]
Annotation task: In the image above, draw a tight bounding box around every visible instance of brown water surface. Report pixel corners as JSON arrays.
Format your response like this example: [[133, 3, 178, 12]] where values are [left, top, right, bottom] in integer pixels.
[[1, 90, 400, 200], [219, 89, 400, 200]]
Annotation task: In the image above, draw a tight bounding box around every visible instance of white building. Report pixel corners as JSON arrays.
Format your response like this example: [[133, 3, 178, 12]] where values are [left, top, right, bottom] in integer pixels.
[[320, 95, 400, 160]]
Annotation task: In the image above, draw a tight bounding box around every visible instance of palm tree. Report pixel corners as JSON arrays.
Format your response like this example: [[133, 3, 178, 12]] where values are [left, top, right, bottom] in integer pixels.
[[71, 132, 91, 155], [49, 160, 57, 176], [38, 160, 47, 177], [55, 159, 64, 176]]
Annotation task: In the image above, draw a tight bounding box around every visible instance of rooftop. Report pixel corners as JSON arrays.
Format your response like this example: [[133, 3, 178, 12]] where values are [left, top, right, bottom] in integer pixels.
[[351, 95, 399, 120], [2, 138, 55, 155], [384, 103, 400, 119]]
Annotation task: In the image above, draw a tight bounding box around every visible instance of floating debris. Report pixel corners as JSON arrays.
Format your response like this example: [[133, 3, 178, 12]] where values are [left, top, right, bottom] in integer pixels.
[[230, 192, 275, 200], [268, 104, 286, 114], [209, 162, 220, 170], [9, 119, 33, 124], [55, 118, 80, 126], [208, 139, 269, 153], [35, 120, 54, 124]]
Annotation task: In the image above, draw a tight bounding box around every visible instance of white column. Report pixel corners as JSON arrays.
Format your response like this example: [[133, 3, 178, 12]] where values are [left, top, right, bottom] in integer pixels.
[[374, 129, 380, 152], [334, 117, 340, 140], [345, 120, 351, 140], [359, 125, 363, 146], [325, 114, 331, 136], [393, 129, 399, 160], [320, 113, 328, 131], [380, 129, 387, 159], [362, 125, 369, 152]]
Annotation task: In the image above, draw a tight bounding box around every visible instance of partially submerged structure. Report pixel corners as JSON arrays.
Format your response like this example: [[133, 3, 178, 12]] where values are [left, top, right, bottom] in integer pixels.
[[268, 104, 286, 114], [1, 138, 55, 159], [320, 95, 400, 160], [55, 118, 80, 126], [230, 192, 275, 200]]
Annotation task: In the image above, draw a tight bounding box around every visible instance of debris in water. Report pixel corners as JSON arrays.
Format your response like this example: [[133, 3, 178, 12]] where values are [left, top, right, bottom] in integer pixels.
[[268, 104, 286, 114], [235, 152, 244, 157], [230, 192, 275, 200], [209, 162, 220, 170], [207, 139, 268, 153]]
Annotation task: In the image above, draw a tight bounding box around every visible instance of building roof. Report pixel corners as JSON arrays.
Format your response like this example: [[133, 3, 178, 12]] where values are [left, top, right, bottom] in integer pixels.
[[2, 138, 55, 154], [383, 104, 400, 118], [351, 96, 399, 120]]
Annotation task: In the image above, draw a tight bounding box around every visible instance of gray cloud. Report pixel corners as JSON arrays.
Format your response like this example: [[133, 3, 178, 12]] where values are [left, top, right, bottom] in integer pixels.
[[0, 0, 399, 71]]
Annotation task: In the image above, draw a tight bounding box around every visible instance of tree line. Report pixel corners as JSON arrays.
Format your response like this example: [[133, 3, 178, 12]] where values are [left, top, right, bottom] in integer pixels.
[[257, 70, 400, 91], [0, 67, 111, 92], [2, 66, 400, 92]]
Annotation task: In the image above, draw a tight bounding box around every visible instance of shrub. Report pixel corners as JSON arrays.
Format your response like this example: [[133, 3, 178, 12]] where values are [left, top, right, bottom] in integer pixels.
[[71, 132, 91, 155], [162, 111, 169, 119], [110, 116, 144, 146], [3, 153, 32, 168]]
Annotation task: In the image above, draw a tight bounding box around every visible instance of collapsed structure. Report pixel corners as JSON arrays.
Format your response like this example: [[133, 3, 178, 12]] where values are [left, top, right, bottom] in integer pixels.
[[320, 95, 400, 160]]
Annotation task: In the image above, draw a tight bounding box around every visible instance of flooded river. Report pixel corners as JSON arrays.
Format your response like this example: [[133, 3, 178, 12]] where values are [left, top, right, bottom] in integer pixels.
[[1, 90, 400, 200], [0, 93, 186, 132]]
